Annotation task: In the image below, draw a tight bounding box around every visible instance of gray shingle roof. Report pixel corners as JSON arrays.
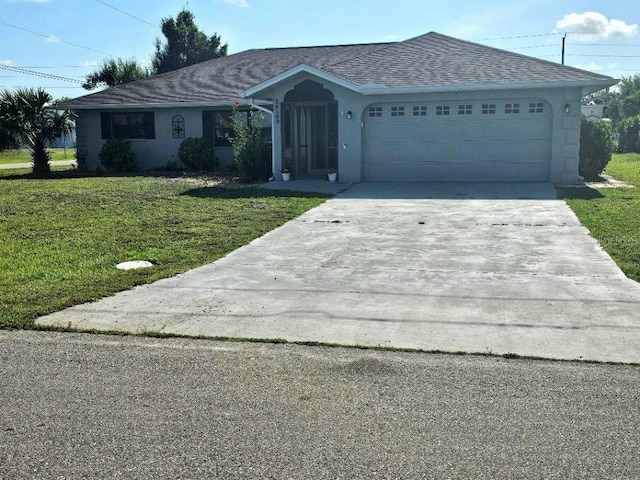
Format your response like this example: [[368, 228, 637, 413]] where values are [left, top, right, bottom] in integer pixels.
[[65, 32, 613, 108], [65, 42, 392, 107], [324, 32, 613, 87]]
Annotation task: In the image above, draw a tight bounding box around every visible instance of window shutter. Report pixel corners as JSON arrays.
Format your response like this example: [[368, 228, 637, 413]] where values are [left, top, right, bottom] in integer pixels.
[[142, 112, 155, 139], [202, 111, 214, 142], [100, 112, 111, 139]]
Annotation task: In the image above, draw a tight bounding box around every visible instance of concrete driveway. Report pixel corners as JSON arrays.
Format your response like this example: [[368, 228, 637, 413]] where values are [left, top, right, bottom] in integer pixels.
[[37, 182, 640, 363]]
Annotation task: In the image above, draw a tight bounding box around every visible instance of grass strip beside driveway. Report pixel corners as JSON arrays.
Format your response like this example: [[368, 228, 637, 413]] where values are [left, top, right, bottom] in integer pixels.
[[557, 153, 640, 282], [0, 173, 326, 329]]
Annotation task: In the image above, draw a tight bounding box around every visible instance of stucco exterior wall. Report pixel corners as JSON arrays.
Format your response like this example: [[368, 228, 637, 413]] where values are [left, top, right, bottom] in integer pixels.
[[75, 107, 238, 171], [262, 73, 584, 183]]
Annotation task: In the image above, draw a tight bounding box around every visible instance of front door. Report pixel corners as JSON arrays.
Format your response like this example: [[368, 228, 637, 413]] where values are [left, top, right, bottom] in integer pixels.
[[282, 102, 337, 178]]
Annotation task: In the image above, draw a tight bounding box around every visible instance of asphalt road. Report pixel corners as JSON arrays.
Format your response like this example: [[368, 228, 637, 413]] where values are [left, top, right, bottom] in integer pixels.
[[0, 160, 76, 170], [1, 331, 639, 479]]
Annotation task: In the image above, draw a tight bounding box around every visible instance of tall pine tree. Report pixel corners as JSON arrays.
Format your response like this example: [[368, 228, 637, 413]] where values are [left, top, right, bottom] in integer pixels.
[[152, 9, 228, 74]]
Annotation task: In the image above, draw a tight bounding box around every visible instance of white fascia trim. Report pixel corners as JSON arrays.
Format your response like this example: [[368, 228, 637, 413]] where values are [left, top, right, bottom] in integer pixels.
[[242, 64, 360, 98], [358, 79, 618, 95], [65, 100, 271, 110]]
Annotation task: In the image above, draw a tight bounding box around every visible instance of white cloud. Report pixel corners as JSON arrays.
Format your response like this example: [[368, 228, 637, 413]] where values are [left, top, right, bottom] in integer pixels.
[[44, 35, 59, 43], [79, 60, 99, 68], [556, 12, 638, 40], [0, 59, 14, 65], [7, 0, 51, 3], [577, 62, 604, 71], [223, 0, 249, 7]]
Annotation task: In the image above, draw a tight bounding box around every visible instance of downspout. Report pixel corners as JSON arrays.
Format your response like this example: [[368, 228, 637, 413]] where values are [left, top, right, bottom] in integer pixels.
[[249, 98, 276, 180]]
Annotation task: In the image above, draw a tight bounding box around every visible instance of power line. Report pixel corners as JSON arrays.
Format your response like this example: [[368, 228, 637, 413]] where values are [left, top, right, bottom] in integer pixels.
[[567, 54, 640, 58], [0, 75, 85, 78], [12, 65, 97, 69], [509, 43, 560, 50], [577, 43, 640, 47], [0, 64, 84, 84], [477, 32, 563, 41], [0, 19, 115, 56], [6, 86, 85, 89], [94, 0, 159, 29]]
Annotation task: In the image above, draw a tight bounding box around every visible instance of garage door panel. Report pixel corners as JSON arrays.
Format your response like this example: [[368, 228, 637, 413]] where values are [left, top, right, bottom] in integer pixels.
[[366, 118, 550, 144], [364, 160, 550, 182], [363, 100, 552, 182], [365, 140, 550, 164]]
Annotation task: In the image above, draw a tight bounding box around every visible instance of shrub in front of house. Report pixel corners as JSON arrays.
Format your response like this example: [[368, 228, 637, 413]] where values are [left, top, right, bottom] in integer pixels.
[[579, 116, 614, 181], [228, 106, 269, 183], [177, 137, 216, 171], [616, 115, 640, 154], [99, 138, 136, 172]]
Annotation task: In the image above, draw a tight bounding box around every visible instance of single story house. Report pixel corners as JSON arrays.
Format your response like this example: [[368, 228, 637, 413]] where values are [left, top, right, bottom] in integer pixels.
[[63, 32, 617, 183]]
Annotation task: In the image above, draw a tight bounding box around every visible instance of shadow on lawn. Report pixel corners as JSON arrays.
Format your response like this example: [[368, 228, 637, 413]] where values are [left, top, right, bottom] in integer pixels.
[[181, 186, 330, 200], [556, 186, 604, 200]]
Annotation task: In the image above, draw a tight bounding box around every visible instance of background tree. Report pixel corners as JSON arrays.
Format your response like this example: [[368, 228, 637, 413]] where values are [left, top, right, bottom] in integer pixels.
[[0, 88, 75, 174], [83, 58, 151, 90], [0, 116, 18, 151], [584, 74, 640, 127], [152, 9, 228, 74]]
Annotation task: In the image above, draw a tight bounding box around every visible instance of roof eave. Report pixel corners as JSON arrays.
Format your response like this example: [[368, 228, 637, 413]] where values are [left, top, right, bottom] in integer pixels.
[[357, 78, 619, 95], [61, 100, 269, 110], [242, 64, 360, 98]]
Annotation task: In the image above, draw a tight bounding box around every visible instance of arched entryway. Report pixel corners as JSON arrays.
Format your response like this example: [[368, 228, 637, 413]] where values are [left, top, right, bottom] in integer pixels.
[[282, 79, 338, 179]]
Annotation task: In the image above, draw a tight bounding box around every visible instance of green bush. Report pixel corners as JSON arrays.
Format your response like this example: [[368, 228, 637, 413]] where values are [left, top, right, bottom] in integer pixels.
[[99, 138, 135, 172], [617, 116, 640, 153], [579, 117, 614, 181], [228, 106, 270, 182], [74, 148, 87, 171], [177, 136, 216, 171]]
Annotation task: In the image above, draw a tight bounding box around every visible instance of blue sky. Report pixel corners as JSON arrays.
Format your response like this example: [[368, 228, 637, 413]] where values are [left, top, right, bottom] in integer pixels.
[[0, 0, 638, 100]]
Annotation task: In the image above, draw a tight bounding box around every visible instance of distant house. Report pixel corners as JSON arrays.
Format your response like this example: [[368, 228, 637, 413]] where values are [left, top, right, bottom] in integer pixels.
[[61, 32, 616, 183], [47, 128, 76, 148], [581, 104, 605, 122]]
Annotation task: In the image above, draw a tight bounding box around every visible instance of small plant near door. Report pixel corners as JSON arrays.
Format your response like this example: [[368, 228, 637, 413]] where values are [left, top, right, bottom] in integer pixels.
[[327, 168, 337, 182]]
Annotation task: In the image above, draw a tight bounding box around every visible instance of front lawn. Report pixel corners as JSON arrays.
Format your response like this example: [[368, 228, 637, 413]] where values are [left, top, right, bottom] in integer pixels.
[[557, 153, 640, 282], [0, 148, 75, 164], [0, 172, 326, 329]]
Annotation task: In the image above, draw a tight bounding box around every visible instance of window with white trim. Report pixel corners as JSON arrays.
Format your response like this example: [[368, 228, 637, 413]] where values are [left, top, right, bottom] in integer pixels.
[[369, 106, 382, 117], [529, 102, 544, 113], [481, 104, 496, 115], [436, 105, 450, 116], [505, 103, 520, 114], [391, 106, 405, 117], [413, 106, 427, 116], [458, 104, 473, 115]]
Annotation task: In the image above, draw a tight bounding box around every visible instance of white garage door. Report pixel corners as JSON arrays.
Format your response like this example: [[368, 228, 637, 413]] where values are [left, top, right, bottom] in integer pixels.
[[363, 100, 552, 182]]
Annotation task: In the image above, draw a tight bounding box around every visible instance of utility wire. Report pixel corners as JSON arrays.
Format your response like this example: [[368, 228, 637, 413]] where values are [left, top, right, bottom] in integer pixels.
[[0, 64, 84, 84], [7, 86, 84, 89], [567, 54, 640, 58], [13, 65, 98, 69], [94, 0, 159, 29], [0, 20, 115, 56], [477, 32, 563, 41]]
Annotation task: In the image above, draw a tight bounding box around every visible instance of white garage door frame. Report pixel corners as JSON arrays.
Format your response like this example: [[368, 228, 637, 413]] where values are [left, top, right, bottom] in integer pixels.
[[362, 99, 552, 182]]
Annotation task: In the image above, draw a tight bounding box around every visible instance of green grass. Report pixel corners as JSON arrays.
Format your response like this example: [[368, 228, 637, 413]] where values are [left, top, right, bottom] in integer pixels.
[[0, 148, 76, 164], [557, 153, 640, 282], [0, 172, 327, 329]]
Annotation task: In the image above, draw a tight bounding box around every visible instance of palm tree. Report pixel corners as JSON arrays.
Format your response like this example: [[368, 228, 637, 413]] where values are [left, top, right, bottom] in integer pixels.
[[0, 88, 75, 174]]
